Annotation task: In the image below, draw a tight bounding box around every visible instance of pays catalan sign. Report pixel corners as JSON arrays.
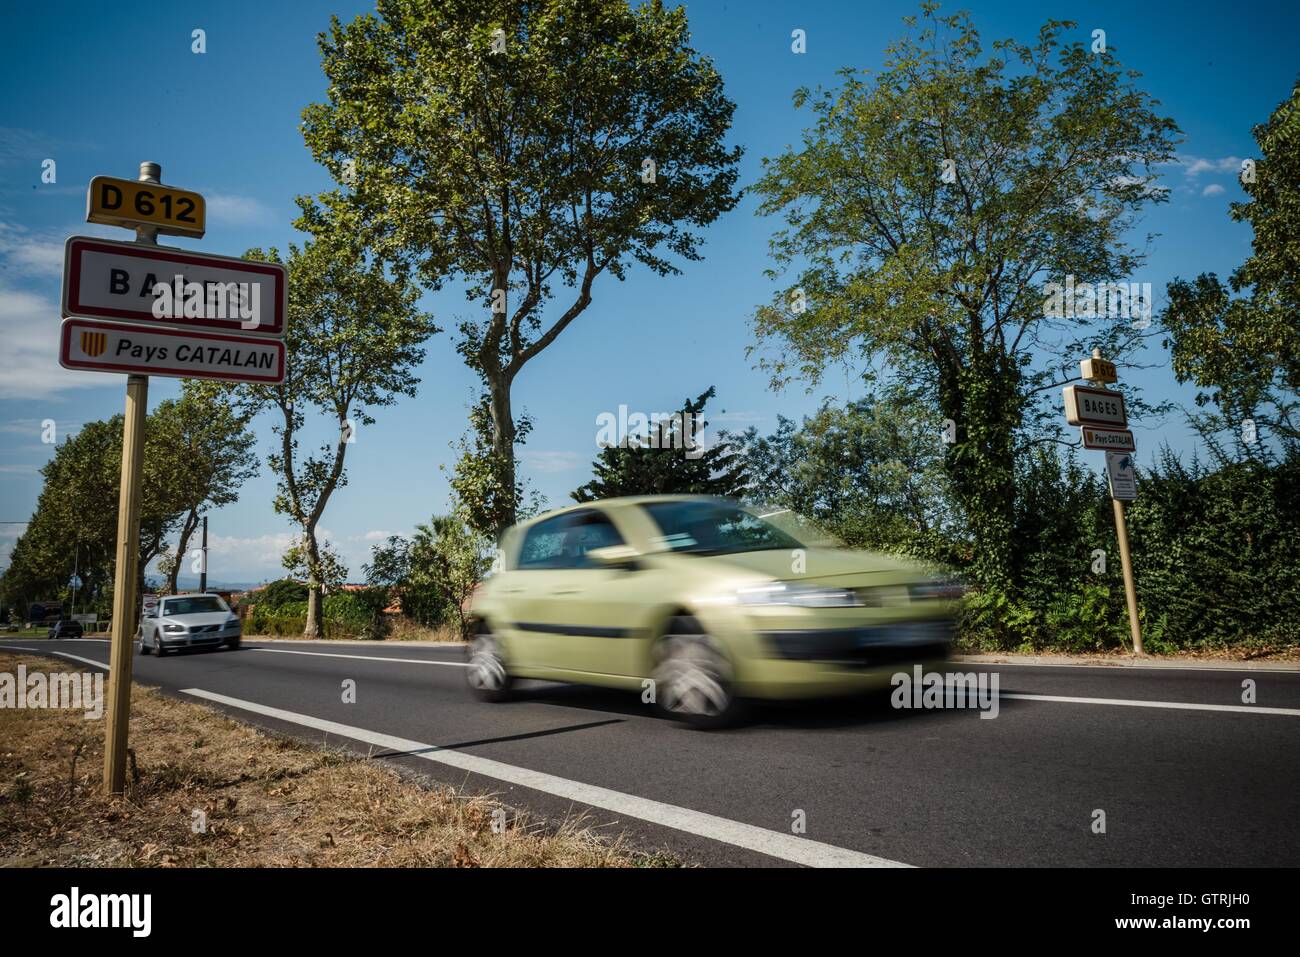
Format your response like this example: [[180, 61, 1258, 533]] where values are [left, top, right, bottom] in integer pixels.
[[62, 236, 286, 337], [1080, 425, 1136, 452], [1062, 384, 1127, 428], [87, 175, 206, 238], [60, 317, 285, 384]]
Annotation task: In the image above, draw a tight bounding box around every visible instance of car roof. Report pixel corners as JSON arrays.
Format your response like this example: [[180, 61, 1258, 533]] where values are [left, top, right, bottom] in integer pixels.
[[514, 494, 731, 528]]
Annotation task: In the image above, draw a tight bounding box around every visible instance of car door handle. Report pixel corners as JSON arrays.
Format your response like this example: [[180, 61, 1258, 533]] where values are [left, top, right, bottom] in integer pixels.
[[549, 589, 579, 596]]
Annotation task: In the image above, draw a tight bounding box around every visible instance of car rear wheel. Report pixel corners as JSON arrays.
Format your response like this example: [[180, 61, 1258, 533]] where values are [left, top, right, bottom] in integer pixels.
[[652, 617, 744, 729], [466, 628, 512, 702]]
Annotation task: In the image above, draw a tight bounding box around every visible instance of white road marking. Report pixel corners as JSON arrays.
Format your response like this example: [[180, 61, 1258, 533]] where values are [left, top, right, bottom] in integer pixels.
[[0, 645, 110, 670], [249, 647, 468, 667], [180, 687, 908, 868], [1001, 692, 1300, 716], [959, 659, 1300, 675]]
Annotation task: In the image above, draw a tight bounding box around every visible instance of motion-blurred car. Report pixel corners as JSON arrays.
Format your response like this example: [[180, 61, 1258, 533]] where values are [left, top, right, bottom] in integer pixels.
[[47, 619, 84, 640], [466, 495, 961, 727], [137, 593, 242, 656]]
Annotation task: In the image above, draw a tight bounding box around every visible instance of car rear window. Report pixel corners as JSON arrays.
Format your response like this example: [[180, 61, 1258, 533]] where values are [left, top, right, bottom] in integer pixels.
[[643, 500, 803, 556]]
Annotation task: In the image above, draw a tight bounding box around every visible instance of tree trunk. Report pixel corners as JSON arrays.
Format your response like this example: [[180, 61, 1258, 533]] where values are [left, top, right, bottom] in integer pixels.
[[303, 529, 323, 638], [168, 509, 201, 595], [485, 370, 518, 537]]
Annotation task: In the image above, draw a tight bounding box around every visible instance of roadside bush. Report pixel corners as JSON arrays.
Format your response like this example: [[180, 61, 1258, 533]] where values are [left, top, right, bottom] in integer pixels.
[[1126, 448, 1300, 652], [248, 588, 396, 639], [256, 579, 309, 611]]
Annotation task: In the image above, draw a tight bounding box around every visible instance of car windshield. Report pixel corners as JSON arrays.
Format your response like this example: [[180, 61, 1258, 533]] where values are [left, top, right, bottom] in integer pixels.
[[162, 596, 228, 616], [642, 500, 803, 556]]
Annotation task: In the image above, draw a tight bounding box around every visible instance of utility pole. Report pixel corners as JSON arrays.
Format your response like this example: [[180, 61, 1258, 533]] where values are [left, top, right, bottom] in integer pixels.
[[199, 516, 208, 593], [102, 161, 158, 795]]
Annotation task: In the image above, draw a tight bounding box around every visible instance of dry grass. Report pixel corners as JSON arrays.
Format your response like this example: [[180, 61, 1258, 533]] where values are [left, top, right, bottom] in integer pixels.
[[0, 653, 677, 868]]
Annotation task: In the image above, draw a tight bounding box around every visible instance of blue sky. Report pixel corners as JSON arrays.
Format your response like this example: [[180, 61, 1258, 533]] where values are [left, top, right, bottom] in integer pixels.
[[1, 0, 1296, 584]]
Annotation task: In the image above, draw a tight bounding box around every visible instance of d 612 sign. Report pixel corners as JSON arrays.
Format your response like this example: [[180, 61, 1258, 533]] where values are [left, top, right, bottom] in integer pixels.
[[86, 175, 206, 239]]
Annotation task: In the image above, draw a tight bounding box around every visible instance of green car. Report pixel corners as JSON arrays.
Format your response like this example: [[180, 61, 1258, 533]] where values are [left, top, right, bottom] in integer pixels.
[[466, 495, 959, 727]]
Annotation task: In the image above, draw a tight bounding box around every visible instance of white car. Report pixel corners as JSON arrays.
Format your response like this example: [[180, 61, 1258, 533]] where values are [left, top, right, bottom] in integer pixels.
[[138, 594, 242, 656]]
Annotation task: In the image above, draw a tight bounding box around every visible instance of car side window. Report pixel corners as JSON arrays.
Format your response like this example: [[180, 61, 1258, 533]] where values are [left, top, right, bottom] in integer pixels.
[[516, 511, 625, 570], [562, 511, 625, 569], [517, 515, 573, 569]]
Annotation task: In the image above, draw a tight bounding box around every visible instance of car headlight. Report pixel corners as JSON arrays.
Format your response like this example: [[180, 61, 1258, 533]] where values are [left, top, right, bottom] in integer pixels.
[[734, 583, 866, 608], [908, 578, 967, 602], [162, 623, 186, 633]]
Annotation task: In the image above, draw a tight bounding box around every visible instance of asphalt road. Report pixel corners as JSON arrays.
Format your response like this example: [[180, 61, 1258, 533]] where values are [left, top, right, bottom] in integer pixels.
[[4, 637, 1298, 867]]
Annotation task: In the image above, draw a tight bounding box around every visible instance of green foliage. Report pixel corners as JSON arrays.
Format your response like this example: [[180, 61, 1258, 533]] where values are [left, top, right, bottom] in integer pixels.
[[739, 397, 1299, 652], [364, 514, 493, 638], [1126, 448, 1300, 650], [1, 391, 256, 616], [1161, 79, 1300, 449], [300, 0, 743, 532], [731, 389, 963, 562], [234, 221, 436, 635], [573, 387, 747, 502], [447, 397, 538, 538], [256, 579, 309, 611], [249, 587, 392, 639], [152, 383, 260, 593], [749, 3, 1180, 592]]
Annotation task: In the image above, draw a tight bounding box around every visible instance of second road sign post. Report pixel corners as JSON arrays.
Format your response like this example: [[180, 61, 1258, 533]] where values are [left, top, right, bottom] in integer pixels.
[[59, 162, 286, 795], [1064, 348, 1144, 655]]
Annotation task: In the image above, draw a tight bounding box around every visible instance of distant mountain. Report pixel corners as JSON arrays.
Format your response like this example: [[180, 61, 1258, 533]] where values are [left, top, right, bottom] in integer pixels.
[[144, 575, 270, 593]]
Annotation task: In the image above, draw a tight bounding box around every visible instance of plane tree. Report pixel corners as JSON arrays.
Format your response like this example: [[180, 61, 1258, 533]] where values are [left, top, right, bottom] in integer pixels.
[[748, 5, 1179, 591], [237, 226, 436, 637], [299, 0, 742, 535], [151, 382, 259, 594]]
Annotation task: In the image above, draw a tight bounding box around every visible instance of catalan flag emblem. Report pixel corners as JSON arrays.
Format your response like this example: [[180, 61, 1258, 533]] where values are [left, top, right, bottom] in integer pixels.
[[80, 331, 107, 357]]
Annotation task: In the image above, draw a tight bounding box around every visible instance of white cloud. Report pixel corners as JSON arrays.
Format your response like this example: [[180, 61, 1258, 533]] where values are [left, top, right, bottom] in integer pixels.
[[520, 449, 587, 473], [194, 527, 396, 584], [205, 192, 275, 226], [1202, 183, 1226, 197], [0, 283, 116, 399], [1179, 155, 1243, 178], [0, 221, 65, 277]]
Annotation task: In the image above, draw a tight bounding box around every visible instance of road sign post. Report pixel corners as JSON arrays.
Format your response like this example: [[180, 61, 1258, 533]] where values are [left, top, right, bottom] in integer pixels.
[[102, 161, 162, 795], [60, 162, 285, 794], [1067, 349, 1144, 655]]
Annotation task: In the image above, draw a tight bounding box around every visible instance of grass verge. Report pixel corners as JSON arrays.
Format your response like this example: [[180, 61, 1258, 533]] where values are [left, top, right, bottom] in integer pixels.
[[0, 652, 677, 868]]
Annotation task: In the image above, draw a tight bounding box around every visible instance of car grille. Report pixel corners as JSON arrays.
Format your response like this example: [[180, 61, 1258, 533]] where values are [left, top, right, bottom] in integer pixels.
[[761, 619, 953, 665]]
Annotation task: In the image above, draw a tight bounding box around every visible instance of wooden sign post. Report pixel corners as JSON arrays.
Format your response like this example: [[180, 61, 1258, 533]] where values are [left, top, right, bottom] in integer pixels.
[[1064, 348, 1144, 655]]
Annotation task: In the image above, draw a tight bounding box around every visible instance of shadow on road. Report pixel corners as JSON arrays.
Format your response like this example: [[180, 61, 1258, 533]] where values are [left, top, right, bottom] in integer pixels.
[[500, 678, 1030, 731]]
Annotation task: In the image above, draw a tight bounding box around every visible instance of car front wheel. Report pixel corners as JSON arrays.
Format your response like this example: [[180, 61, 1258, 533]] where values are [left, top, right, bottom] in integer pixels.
[[652, 617, 745, 729], [466, 628, 512, 702]]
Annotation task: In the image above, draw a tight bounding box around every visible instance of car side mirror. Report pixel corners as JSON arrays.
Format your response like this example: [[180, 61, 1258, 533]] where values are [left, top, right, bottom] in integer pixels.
[[586, 545, 641, 569]]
